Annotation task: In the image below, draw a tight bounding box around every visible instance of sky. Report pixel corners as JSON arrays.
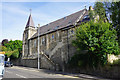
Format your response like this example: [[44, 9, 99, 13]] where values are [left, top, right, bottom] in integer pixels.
[[1, 1, 95, 42]]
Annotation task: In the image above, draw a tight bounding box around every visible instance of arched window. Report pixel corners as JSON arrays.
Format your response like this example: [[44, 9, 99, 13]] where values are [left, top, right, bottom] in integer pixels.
[[42, 37, 45, 44], [52, 34, 54, 39], [34, 39, 36, 47]]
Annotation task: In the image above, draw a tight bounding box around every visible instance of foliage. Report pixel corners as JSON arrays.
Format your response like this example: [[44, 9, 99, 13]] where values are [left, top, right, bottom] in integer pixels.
[[1, 40, 22, 59], [5, 51, 13, 58], [68, 52, 89, 68], [89, 10, 95, 20], [11, 49, 19, 58], [1, 39, 8, 46], [104, 1, 120, 45], [94, 2, 107, 20], [109, 2, 120, 27], [72, 20, 119, 67], [5, 49, 19, 58], [4, 40, 22, 51], [110, 2, 120, 45], [0, 46, 7, 51]]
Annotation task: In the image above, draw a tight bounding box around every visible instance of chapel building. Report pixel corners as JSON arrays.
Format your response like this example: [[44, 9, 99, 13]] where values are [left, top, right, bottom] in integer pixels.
[[22, 6, 92, 71]]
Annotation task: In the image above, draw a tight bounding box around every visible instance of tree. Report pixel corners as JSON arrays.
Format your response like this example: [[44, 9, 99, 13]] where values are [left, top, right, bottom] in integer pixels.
[[104, 1, 120, 45], [3, 40, 22, 59], [110, 2, 120, 27], [89, 7, 95, 20], [4, 40, 22, 51], [94, 2, 107, 21], [0, 46, 7, 51], [2, 39, 8, 46], [109, 2, 120, 45], [73, 21, 119, 67]]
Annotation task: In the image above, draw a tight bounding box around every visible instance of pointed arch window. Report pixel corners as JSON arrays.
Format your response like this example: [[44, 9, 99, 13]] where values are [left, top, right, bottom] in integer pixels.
[[34, 39, 36, 47], [52, 34, 54, 39]]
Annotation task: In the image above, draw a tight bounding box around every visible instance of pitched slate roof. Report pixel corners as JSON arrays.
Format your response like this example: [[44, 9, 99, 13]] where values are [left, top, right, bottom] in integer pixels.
[[31, 9, 88, 39], [26, 14, 35, 28]]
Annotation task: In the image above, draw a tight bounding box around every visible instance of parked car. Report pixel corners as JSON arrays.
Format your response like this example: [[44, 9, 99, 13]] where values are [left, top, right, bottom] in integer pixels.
[[4, 61, 13, 67], [0, 53, 5, 78]]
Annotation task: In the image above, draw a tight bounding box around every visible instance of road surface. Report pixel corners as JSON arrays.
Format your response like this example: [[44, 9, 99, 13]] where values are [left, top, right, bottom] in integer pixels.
[[2, 66, 108, 80]]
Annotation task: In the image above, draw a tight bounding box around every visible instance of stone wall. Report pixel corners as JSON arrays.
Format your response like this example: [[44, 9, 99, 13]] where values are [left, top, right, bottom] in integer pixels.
[[65, 65, 120, 79], [11, 58, 38, 68], [41, 53, 55, 70], [11, 55, 55, 70]]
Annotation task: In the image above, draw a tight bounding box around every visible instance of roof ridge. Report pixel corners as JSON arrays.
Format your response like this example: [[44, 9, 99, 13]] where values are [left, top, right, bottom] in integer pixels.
[[30, 8, 88, 39], [40, 9, 87, 28]]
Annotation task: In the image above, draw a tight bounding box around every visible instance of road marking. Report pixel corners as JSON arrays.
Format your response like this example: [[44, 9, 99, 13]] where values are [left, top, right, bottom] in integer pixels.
[[28, 70, 39, 72], [6, 71, 26, 78], [57, 74, 79, 78], [16, 74, 27, 78], [11, 66, 28, 70]]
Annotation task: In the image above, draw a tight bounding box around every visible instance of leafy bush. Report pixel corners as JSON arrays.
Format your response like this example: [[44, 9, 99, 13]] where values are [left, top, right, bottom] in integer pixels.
[[4, 40, 22, 51], [2, 40, 22, 59], [68, 52, 90, 68], [72, 20, 119, 67], [5, 51, 13, 58], [0, 46, 7, 51], [5, 49, 19, 58]]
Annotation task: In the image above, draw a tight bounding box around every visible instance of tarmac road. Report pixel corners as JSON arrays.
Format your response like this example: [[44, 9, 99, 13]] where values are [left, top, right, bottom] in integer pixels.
[[2, 66, 109, 80]]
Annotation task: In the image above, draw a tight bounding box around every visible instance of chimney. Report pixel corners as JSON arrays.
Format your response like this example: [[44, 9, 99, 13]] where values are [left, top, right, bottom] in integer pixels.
[[89, 6, 93, 11]]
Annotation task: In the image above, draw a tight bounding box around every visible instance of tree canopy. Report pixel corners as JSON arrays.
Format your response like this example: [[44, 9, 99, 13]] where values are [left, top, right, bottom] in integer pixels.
[[103, 1, 120, 45], [4, 40, 22, 51], [94, 2, 107, 20], [72, 20, 119, 67], [0, 40, 22, 59], [108, 2, 120, 45]]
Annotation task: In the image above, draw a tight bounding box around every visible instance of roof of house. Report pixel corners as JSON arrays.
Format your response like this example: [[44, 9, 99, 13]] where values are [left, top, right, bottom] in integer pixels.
[[26, 14, 35, 28], [30, 9, 89, 39]]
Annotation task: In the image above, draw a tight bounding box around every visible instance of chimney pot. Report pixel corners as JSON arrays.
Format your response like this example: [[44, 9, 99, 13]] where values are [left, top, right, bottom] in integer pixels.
[[89, 6, 93, 11]]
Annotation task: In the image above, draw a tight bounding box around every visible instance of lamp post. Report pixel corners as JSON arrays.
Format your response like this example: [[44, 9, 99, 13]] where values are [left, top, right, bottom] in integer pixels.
[[38, 24, 40, 70]]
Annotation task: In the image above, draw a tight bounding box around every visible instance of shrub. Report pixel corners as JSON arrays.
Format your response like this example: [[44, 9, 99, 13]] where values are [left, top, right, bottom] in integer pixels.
[[72, 20, 119, 68]]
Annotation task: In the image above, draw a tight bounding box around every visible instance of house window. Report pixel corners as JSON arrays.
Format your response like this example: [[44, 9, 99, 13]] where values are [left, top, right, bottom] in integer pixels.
[[25, 33, 28, 39], [52, 34, 54, 39], [42, 37, 45, 44], [57, 31, 59, 38], [34, 39, 36, 47]]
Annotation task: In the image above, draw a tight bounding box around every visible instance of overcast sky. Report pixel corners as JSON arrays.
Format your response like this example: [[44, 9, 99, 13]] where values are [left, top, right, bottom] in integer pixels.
[[1, 2, 94, 41]]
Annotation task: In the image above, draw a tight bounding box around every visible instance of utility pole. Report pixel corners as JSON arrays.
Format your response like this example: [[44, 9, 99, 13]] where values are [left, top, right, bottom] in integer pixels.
[[38, 24, 40, 70]]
